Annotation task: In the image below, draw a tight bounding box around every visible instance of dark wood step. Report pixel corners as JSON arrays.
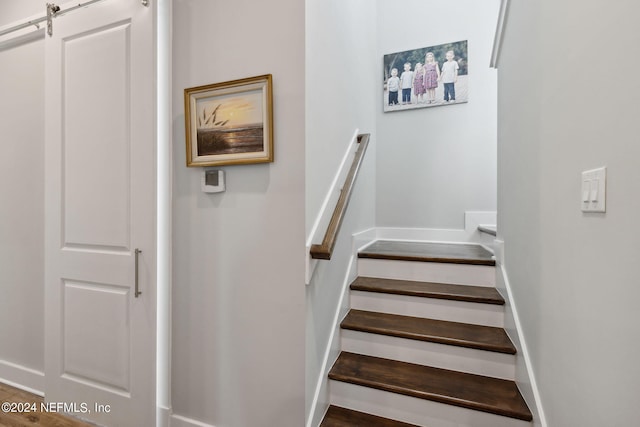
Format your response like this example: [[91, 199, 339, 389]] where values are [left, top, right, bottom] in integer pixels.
[[351, 276, 505, 305], [359, 240, 495, 266], [341, 309, 516, 354], [329, 352, 532, 421], [320, 405, 420, 427]]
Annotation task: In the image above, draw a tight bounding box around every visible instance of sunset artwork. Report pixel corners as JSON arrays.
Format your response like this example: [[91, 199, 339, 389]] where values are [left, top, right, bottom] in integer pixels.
[[195, 90, 264, 156], [184, 75, 273, 167]]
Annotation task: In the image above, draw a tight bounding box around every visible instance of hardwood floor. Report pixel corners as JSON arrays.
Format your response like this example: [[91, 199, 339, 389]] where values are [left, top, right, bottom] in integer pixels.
[[341, 309, 517, 354], [329, 352, 532, 421], [0, 383, 94, 427], [320, 240, 532, 425], [320, 405, 421, 426], [350, 276, 505, 304], [359, 240, 496, 265]]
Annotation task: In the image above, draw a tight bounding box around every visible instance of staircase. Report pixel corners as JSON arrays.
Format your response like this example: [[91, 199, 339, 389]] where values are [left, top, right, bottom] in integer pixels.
[[319, 240, 533, 427]]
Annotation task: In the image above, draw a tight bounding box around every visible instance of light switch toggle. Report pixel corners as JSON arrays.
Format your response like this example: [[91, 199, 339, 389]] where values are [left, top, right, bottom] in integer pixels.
[[582, 180, 591, 203], [590, 183, 599, 202], [581, 167, 606, 213]]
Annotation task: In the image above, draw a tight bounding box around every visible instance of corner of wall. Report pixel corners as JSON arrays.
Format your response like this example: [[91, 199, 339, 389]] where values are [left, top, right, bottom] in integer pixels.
[[494, 239, 548, 427]]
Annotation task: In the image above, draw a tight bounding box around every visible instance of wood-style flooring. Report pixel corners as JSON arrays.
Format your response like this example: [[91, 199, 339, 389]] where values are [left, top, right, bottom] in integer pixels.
[[329, 352, 532, 421], [0, 383, 94, 427], [341, 309, 516, 354], [359, 240, 496, 265], [320, 405, 420, 426], [350, 276, 505, 304]]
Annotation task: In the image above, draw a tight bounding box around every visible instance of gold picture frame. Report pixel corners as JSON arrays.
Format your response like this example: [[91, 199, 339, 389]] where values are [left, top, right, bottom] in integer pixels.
[[184, 74, 274, 167]]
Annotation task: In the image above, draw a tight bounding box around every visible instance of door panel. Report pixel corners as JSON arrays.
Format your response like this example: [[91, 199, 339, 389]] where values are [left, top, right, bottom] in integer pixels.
[[63, 21, 132, 250], [63, 281, 130, 391], [45, 1, 155, 426]]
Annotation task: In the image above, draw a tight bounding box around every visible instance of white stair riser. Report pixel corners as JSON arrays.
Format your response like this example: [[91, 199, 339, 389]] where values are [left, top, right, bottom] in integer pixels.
[[341, 330, 516, 380], [350, 291, 505, 328], [330, 381, 532, 427], [358, 258, 496, 287]]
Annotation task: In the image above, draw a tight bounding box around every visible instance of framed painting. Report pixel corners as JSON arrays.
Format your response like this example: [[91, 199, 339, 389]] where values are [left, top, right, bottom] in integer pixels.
[[184, 74, 273, 166]]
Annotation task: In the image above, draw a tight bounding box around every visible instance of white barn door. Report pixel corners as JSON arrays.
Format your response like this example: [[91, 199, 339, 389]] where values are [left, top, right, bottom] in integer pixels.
[[44, 1, 156, 426]]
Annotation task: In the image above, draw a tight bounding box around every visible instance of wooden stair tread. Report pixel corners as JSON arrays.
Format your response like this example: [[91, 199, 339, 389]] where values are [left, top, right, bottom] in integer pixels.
[[359, 240, 495, 266], [351, 276, 505, 305], [329, 352, 532, 421], [320, 405, 420, 427], [341, 309, 516, 354]]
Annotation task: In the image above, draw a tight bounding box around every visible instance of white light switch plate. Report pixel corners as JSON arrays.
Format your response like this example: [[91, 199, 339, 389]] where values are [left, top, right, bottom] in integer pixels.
[[581, 167, 606, 213]]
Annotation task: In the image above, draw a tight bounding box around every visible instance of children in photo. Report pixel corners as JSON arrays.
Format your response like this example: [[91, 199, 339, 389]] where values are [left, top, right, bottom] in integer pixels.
[[441, 50, 459, 102], [400, 62, 414, 104], [412, 63, 426, 104], [387, 68, 400, 106], [423, 52, 441, 104]]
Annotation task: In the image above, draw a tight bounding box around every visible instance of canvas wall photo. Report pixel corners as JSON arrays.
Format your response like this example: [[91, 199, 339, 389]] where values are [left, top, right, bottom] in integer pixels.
[[383, 40, 468, 112]]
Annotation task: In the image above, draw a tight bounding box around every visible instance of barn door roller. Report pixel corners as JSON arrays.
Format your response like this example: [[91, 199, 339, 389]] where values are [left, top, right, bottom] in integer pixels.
[[46, 3, 61, 37], [45, 0, 148, 38]]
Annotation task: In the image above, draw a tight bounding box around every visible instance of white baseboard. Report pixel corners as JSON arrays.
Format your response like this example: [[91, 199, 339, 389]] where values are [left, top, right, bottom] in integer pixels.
[[494, 239, 547, 427], [375, 211, 497, 248], [0, 359, 44, 396], [353, 228, 377, 253], [170, 413, 216, 427]]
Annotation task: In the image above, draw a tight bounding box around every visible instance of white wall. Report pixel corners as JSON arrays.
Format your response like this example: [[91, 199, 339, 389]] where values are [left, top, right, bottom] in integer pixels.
[[0, 10, 45, 389], [376, 0, 499, 229], [305, 0, 377, 236], [304, 0, 377, 423], [171, 1, 306, 426], [1, 0, 43, 25], [498, 1, 640, 426]]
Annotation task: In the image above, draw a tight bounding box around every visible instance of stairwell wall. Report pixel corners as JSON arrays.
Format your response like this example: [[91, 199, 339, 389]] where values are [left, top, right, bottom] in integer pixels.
[[0, 2, 46, 391], [375, 0, 500, 230], [172, 1, 306, 426], [497, 1, 640, 426], [305, 0, 377, 424]]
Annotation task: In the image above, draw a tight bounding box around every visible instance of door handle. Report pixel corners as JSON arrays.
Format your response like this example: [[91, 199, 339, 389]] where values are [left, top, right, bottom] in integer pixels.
[[134, 248, 142, 298]]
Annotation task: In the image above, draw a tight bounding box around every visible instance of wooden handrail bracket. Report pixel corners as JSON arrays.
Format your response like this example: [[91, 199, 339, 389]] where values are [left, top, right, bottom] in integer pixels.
[[310, 133, 370, 260]]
